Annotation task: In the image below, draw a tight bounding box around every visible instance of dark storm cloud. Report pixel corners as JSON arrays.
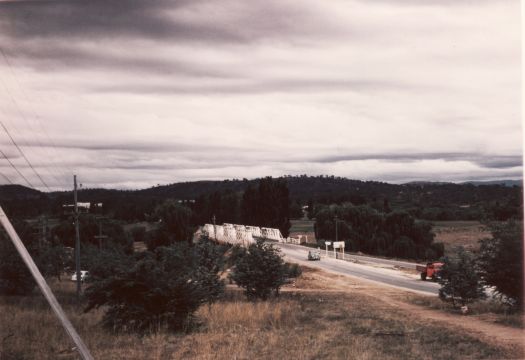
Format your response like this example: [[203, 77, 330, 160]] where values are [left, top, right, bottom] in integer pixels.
[[0, 0, 331, 43], [2, 42, 236, 78]]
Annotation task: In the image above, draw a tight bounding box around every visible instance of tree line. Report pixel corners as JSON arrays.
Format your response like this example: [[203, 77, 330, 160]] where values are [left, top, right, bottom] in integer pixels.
[[314, 203, 444, 260]]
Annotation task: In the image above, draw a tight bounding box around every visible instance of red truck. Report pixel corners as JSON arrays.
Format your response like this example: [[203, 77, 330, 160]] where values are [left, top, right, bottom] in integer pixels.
[[416, 262, 443, 281]]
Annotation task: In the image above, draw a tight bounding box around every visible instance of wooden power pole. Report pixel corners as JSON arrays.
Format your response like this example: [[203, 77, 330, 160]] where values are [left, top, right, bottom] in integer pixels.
[[74, 175, 81, 301]]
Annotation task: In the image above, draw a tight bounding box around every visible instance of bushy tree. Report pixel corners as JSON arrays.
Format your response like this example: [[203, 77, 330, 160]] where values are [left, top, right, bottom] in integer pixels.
[[0, 220, 39, 295], [230, 240, 289, 300], [241, 177, 291, 237], [314, 204, 438, 260], [84, 241, 225, 333], [438, 247, 485, 308], [38, 244, 68, 281], [52, 215, 132, 253], [148, 201, 195, 249], [477, 221, 523, 308]]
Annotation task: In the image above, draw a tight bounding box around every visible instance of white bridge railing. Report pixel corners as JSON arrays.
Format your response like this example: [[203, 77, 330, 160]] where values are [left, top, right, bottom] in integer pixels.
[[202, 223, 303, 247]]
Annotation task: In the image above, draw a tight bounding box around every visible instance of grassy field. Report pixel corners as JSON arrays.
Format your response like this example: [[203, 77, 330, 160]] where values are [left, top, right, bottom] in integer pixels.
[[0, 269, 522, 359], [432, 221, 490, 252]]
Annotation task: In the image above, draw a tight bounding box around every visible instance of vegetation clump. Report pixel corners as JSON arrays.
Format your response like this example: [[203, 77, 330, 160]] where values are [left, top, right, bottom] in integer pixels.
[[84, 239, 226, 333], [230, 240, 299, 300], [477, 221, 523, 308], [314, 204, 442, 260], [438, 246, 485, 308]]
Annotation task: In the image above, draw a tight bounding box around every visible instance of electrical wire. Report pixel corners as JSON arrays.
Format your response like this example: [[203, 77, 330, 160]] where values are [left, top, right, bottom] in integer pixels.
[[0, 48, 71, 187], [0, 148, 35, 188], [0, 120, 50, 191]]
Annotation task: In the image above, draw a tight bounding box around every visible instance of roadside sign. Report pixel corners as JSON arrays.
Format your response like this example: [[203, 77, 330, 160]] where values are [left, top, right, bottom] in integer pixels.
[[333, 241, 345, 249]]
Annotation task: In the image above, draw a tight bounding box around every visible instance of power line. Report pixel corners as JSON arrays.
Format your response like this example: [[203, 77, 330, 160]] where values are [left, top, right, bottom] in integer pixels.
[[0, 171, 13, 185], [0, 121, 49, 191], [0, 48, 70, 189], [0, 148, 34, 188]]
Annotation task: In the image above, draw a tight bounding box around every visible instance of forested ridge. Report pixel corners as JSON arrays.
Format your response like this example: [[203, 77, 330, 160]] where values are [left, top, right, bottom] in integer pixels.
[[0, 176, 521, 222]]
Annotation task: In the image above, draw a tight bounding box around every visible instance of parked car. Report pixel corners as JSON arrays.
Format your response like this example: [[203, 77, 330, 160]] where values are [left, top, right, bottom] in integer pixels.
[[308, 249, 321, 261], [71, 270, 89, 282]]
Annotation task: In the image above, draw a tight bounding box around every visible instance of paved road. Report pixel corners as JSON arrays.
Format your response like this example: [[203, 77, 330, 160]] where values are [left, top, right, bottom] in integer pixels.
[[277, 243, 440, 296]]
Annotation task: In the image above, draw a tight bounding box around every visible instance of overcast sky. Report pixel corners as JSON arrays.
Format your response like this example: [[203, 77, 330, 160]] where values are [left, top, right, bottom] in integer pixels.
[[0, 0, 521, 191]]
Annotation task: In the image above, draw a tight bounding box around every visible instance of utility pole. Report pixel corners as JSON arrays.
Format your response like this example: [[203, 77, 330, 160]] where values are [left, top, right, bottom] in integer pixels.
[[42, 216, 47, 248], [335, 215, 339, 259], [74, 175, 81, 302], [335, 215, 338, 242], [212, 214, 216, 241], [94, 216, 108, 250]]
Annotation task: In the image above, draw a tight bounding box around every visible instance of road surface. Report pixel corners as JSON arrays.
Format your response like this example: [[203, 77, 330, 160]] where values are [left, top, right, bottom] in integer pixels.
[[277, 243, 440, 296]]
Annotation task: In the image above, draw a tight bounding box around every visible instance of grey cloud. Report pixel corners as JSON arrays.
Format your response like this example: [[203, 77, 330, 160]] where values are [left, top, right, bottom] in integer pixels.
[[0, 0, 335, 43], [2, 42, 237, 78], [310, 152, 523, 169], [22, 138, 243, 153], [475, 156, 522, 169], [92, 77, 431, 95]]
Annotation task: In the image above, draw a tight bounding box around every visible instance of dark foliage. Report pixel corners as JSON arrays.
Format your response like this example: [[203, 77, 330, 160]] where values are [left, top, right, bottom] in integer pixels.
[[84, 240, 225, 333], [0, 220, 65, 295], [51, 215, 132, 253], [241, 177, 291, 237], [438, 247, 485, 307], [314, 204, 442, 260], [0, 223, 35, 295], [230, 240, 290, 300], [147, 201, 195, 249], [477, 221, 524, 308], [0, 176, 521, 223], [194, 190, 241, 226]]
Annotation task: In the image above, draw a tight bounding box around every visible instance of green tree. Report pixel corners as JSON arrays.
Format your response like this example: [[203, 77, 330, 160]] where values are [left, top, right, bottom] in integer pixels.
[[477, 221, 523, 308], [85, 241, 225, 333], [0, 220, 38, 295], [38, 244, 68, 281], [230, 240, 288, 300], [149, 200, 194, 249], [438, 247, 485, 308], [241, 177, 291, 237]]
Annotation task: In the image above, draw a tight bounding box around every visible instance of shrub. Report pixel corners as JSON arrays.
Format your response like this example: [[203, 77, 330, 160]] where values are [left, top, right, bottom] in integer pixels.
[[230, 240, 289, 300], [284, 263, 302, 278], [0, 220, 39, 295], [477, 221, 523, 308], [438, 247, 485, 308], [85, 241, 224, 333]]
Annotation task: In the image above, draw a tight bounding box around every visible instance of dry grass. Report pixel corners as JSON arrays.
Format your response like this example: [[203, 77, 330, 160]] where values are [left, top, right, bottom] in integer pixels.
[[0, 275, 522, 359], [432, 221, 490, 252], [407, 294, 524, 329]]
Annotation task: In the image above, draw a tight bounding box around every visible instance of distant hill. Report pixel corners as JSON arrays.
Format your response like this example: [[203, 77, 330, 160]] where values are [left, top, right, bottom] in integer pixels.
[[0, 184, 43, 201], [0, 176, 521, 221], [461, 180, 522, 187]]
